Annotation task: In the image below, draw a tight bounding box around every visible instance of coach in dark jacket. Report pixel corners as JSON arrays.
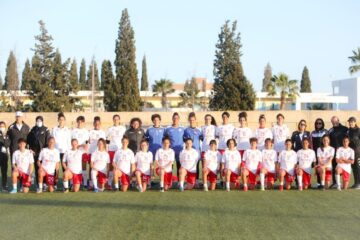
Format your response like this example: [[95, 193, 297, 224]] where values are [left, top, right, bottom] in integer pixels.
[[0, 121, 10, 191], [291, 119, 311, 152], [27, 116, 50, 186], [328, 116, 348, 187], [347, 117, 360, 189], [125, 118, 145, 154], [7, 111, 30, 156]]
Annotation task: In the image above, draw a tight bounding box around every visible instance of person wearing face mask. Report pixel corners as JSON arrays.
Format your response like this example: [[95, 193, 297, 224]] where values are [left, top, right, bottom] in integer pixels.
[[7, 111, 30, 158], [347, 117, 360, 189], [0, 121, 10, 192], [27, 115, 50, 187]]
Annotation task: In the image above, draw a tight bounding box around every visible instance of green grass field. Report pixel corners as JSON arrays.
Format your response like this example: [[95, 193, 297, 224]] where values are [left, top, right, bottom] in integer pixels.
[[1, 186, 360, 240]]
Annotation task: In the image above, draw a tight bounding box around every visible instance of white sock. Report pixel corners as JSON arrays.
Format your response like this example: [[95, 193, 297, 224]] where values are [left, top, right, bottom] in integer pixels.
[[138, 185, 143, 191], [280, 181, 284, 186], [160, 181, 164, 188], [336, 174, 341, 187], [91, 170, 98, 189], [180, 181, 184, 188], [298, 176, 303, 187], [321, 180, 325, 186], [63, 181, 69, 189], [89, 180, 94, 187], [244, 183, 247, 187], [82, 170, 88, 186], [203, 183, 208, 189], [260, 173, 265, 187], [39, 183, 43, 190], [114, 183, 119, 189], [13, 184, 17, 190], [107, 171, 113, 185], [226, 182, 230, 189]]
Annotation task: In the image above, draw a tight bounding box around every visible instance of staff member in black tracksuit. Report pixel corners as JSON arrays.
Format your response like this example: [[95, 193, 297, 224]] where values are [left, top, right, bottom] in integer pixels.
[[291, 119, 312, 152], [0, 121, 10, 191], [328, 116, 348, 188], [27, 116, 50, 186], [7, 111, 30, 157], [311, 118, 328, 187], [347, 116, 360, 189], [125, 118, 145, 154]]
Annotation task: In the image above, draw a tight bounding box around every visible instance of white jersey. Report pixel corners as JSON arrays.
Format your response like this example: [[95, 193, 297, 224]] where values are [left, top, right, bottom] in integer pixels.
[[91, 150, 110, 174], [12, 149, 34, 174], [71, 128, 90, 147], [63, 149, 83, 174], [253, 128, 273, 150], [242, 149, 262, 174], [279, 150, 298, 176], [317, 146, 335, 169], [155, 148, 175, 173], [233, 127, 252, 150], [135, 151, 153, 176], [114, 148, 135, 175], [336, 147, 354, 174], [261, 149, 278, 173], [38, 148, 60, 174], [216, 124, 235, 150], [204, 150, 222, 173], [89, 129, 106, 154], [201, 125, 216, 152], [297, 149, 316, 174], [51, 126, 71, 154], [272, 124, 290, 152], [107, 125, 126, 152], [179, 148, 199, 173], [222, 149, 242, 174]]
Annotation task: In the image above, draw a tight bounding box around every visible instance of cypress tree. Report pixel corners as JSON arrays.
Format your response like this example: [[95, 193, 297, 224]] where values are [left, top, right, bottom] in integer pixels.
[[140, 55, 148, 91], [4, 51, 19, 91], [79, 58, 86, 90], [86, 61, 100, 91], [69, 59, 79, 93], [114, 8, 141, 111], [209, 20, 256, 110], [0, 75, 3, 90], [300, 66, 312, 92], [21, 59, 32, 91], [262, 63, 272, 92], [101, 60, 115, 111]]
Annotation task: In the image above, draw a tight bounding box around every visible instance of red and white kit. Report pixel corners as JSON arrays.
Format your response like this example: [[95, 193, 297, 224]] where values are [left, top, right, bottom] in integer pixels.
[[38, 148, 60, 175], [261, 149, 278, 173], [272, 124, 290, 153], [216, 124, 235, 150], [242, 149, 262, 174], [201, 125, 216, 152], [71, 128, 90, 149], [63, 149, 84, 184], [279, 150, 298, 176], [233, 127, 253, 151], [204, 149, 222, 175], [88, 129, 106, 154], [316, 146, 335, 169], [91, 150, 110, 174], [12, 149, 34, 174], [114, 148, 135, 176], [180, 148, 199, 173], [253, 128, 273, 150], [52, 126, 71, 154], [336, 147, 355, 177], [135, 151, 153, 182], [155, 148, 175, 173], [222, 149, 242, 175], [107, 125, 126, 152], [297, 149, 316, 174]]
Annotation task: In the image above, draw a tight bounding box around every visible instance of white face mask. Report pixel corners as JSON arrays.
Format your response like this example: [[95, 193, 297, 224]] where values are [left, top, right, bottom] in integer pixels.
[[36, 121, 43, 128], [0, 127, 5, 133]]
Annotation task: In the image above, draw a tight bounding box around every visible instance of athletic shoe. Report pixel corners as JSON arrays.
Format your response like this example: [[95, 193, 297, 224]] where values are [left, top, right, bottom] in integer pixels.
[[106, 184, 112, 191], [93, 188, 99, 193], [19, 187, 23, 193], [319, 185, 325, 191], [9, 189, 17, 194], [64, 188, 69, 193], [36, 188, 43, 194], [160, 187, 164, 193], [299, 186, 303, 191], [136, 186, 142, 192], [351, 184, 360, 189], [279, 185, 284, 191], [330, 183, 338, 189], [203, 186, 208, 192], [179, 186, 184, 192], [226, 187, 230, 192], [243, 186, 248, 192], [260, 186, 265, 191], [114, 188, 119, 192], [337, 186, 342, 191]]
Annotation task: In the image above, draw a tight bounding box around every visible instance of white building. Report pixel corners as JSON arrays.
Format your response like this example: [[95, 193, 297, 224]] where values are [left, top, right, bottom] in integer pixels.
[[332, 77, 360, 110]]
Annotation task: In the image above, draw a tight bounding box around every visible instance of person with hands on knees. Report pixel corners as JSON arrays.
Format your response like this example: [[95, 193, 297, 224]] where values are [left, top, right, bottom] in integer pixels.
[[90, 138, 110, 193]]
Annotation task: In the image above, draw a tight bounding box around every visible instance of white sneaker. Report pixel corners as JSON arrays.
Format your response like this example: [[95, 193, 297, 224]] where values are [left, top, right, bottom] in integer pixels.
[[36, 188, 43, 194], [260, 186, 265, 191], [203, 186, 208, 192], [337, 186, 342, 191], [226, 187, 230, 192]]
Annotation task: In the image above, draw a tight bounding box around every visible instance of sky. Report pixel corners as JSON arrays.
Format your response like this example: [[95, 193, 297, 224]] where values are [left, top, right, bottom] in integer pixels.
[[0, 0, 360, 92]]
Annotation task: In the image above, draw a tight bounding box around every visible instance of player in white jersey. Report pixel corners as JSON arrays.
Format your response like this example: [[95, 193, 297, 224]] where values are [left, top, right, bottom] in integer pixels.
[[113, 136, 135, 192], [260, 138, 278, 190], [51, 112, 71, 171], [296, 138, 316, 191], [200, 114, 217, 160], [62, 139, 84, 193], [315, 135, 335, 190], [253, 114, 273, 150], [134, 139, 153, 192], [37, 137, 60, 193], [335, 136, 355, 190], [155, 136, 175, 192], [90, 139, 110, 192], [179, 138, 199, 191], [202, 140, 222, 191], [71, 116, 90, 188], [10, 138, 34, 194], [233, 112, 252, 157], [216, 112, 235, 154], [106, 114, 126, 190], [241, 138, 262, 191], [272, 113, 290, 153], [278, 139, 298, 191], [222, 138, 242, 191]]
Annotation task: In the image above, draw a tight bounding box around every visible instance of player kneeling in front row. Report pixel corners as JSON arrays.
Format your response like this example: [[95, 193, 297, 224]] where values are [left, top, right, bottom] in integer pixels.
[[90, 139, 110, 192], [155, 136, 175, 192], [278, 139, 297, 191], [335, 136, 355, 191], [260, 138, 278, 190], [315, 135, 334, 190], [202, 140, 222, 191], [113, 136, 135, 192], [222, 138, 242, 191], [62, 139, 84, 193], [37, 137, 60, 193], [296, 138, 316, 191], [134, 139, 153, 192], [241, 138, 262, 191], [10, 138, 34, 194], [179, 138, 199, 191]]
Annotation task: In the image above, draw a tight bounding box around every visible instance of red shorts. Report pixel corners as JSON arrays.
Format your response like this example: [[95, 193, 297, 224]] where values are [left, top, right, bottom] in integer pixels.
[[230, 171, 239, 183], [266, 172, 276, 183], [155, 167, 173, 187], [238, 150, 245, 158], [44, 173, 55, 186], [108, 151, 115, 164], [302, 171, 311, 186], [18, 171, 31, 188], [338, 168, 350, 182], [207, 171, 217, 183], [218, 149, 226, 155], [247, 170, 257, 185], [284, 172, 295, 183], [185, 170, 196, 185], [82, 153, 91, 163], [316, 166, 332, 182], [120, 171, 130, 186], [97, 172, 107, 184], [201, 151, 206, 160], [72, 173, 82, 185], [135, 170, 150, 183]]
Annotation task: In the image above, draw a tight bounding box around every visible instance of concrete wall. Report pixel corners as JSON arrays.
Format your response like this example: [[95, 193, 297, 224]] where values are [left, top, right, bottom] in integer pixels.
[[0, 111, 358, 132]]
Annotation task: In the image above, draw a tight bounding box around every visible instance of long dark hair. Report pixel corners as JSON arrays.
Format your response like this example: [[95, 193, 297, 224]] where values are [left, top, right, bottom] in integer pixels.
[[204, 114, 217, 126], [314, 118, 325, 131]]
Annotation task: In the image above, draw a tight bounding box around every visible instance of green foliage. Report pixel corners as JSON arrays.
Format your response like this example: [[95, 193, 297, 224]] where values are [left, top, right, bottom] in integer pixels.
[[179, 77, 200, 110], [79, 58, 87, 90], [4, 51, 19, 91], [86, 60, 100, 91], [267, 73, 299, 110], [140, 55, 148, 91], [101, 60, 116, 111], [152, 78, 175, 110], [262, 63, 272, 92], [300, 66, 312, 92], [69, 59, 79, 93], [21, 59, 31, 91], [349, 47, 360, 74]]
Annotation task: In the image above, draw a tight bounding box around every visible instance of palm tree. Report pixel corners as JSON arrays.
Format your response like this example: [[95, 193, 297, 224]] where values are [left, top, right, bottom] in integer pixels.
[[349, 48, 360, 74], [267, 73, 299, 110], [152, 78, 175, 110]]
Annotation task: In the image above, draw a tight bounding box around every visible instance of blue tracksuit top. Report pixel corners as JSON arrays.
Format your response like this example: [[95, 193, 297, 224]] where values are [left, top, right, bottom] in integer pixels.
[[183, 127, 201, 152], [164, 126, 184, 155], [145, 126, 165, 159]]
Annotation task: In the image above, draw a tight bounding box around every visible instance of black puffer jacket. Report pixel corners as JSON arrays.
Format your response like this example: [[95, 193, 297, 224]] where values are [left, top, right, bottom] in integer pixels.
[[0, 130, 10, 160], [7, 122, 30, 155], [348, 127, 360, 154], [27, 125, 51, 156], [125, 127, 145, 154]]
